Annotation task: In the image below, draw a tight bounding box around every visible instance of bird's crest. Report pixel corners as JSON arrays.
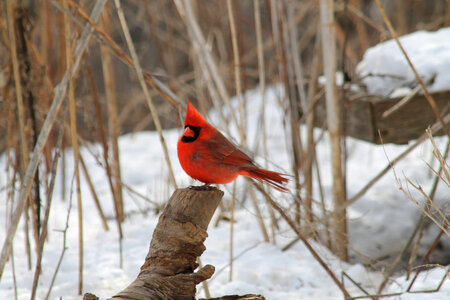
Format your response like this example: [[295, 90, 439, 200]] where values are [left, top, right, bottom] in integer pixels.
[[185, 101, 208, 127]]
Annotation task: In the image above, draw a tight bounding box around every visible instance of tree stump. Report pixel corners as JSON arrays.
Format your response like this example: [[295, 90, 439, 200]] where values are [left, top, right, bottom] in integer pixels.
[[108, 187, 223, 300]]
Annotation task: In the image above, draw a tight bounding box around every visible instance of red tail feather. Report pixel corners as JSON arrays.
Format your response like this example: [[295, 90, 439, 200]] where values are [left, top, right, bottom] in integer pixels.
[[240, 168, 289, 193]]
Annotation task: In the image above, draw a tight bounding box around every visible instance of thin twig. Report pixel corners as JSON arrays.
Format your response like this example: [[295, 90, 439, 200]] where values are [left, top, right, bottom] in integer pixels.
[[341, 271, 372, 299], [426, 129, 450, 183], [382, 83, 422, 118]]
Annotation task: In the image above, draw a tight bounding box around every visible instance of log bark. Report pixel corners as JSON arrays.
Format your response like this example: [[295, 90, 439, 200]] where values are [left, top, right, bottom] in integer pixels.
[[107, 187, 223, 300]]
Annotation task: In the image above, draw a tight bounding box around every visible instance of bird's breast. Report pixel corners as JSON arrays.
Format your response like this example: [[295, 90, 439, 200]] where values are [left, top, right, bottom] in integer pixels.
[[177, 139, 239, 184]]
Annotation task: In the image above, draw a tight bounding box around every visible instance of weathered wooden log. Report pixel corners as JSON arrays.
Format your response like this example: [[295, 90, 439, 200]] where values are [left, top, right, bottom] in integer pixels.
[[105, 187, 223, 300], [314, 89, 449, 144]]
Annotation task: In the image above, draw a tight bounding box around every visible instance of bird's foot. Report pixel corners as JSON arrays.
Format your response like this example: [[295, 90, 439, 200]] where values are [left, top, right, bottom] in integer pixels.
[[188, 183, 217, 191]]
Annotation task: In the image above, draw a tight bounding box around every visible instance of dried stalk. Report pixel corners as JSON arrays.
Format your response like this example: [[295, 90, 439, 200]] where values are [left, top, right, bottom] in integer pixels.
[[287, 0, 307, 112], [113, 0, 178, 189], [288, 0, 315, 226], [247, 184, 270, 242], [277, 0, 304, 224], [192, 47, 208, 116], [24, 205, 32, 269], [347, 3, 384, 33], [270, 0, 283, 81], [226, 0, 245, 143], [100, 3, 125, 223], [6, 0, 36, 269], [426, 129, 450, 183], [6, 0, 29, 176], [0, 0, 107, 280], [10, 245, 18, 300], [229, 181, 236, 282], [63, 0, 84, 293], [4, 95, 18, 297], [22, 38, 42, 247], [404, 179, 449, 237], [384, 131, 449, 238], [407, 221, 426, 279], [85, 65, 124, 243], [253, 0, 267, 162], [314, 144, 332, 249], [45, 180, 74, 300], [79, 155, 109, 231], [306, 36, 322, 235], [254, 0, 277, 243], [61, 141, 66, 204], [30, 103, 67, 300], [197, 257, 211, 299], [319, 0, 348, 261]]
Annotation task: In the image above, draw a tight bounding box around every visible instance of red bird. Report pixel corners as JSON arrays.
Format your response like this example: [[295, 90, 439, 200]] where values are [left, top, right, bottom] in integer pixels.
[[177, 101, 289, 192]]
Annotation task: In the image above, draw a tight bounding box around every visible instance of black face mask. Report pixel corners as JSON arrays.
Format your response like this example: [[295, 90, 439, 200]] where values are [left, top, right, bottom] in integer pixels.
[[181, 125, 201, 143]]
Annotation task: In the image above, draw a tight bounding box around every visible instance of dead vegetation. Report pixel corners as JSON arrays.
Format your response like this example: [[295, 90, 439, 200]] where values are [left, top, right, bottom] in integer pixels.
[[0, 0, 448, 299]]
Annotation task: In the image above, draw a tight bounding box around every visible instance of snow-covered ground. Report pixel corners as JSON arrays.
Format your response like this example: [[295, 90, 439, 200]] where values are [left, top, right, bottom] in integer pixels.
[[356, 27, 450, 97], [0, 86, 449, 299]]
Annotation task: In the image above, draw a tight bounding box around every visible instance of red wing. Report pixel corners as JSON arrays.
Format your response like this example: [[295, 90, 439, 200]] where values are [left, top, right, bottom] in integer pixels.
[[200, 130, 253, 166]]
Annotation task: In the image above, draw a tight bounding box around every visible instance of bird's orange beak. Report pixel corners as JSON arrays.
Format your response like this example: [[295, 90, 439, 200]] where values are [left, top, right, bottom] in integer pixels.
[[183, 126, 195, 137]]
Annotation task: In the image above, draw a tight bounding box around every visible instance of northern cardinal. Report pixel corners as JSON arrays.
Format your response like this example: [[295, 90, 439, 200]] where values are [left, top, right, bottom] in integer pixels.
[[177, 101, 289, 192]]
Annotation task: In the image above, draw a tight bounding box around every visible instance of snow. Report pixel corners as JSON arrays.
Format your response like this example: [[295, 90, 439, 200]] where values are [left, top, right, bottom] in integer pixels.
[[0, 86, 449, 299], [356, 27, 450, 97]]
